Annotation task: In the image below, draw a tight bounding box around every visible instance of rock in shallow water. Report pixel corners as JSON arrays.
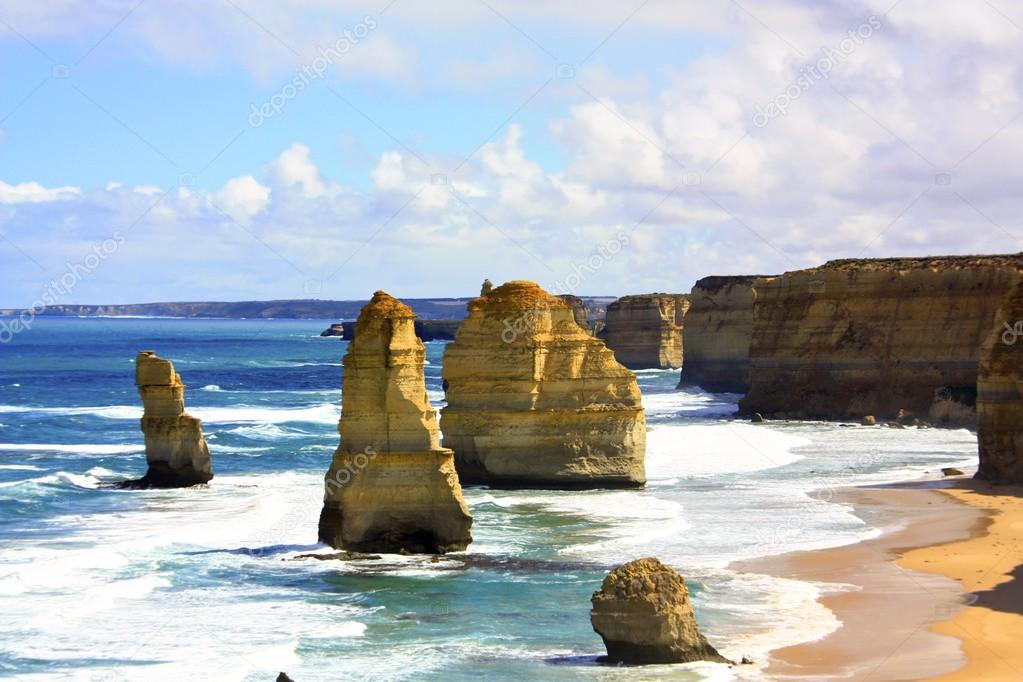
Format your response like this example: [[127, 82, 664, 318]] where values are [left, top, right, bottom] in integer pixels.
[[590, 557, 730, 665]]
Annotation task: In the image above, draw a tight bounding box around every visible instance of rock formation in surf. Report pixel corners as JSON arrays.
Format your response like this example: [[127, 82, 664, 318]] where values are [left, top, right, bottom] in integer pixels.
[[440, 280, 646, 488], [123, 351, 213, 488], [599, 294, 689, 369], [317, 291, 472, 554], [739, 255, 1023, 423], [678, 276, 763, 393], [977, 280, 1023, 483], [591, 557, 729, 665]]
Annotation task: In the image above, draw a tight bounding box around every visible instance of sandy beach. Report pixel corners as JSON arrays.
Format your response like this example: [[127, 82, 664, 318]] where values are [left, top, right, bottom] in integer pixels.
[[739, 478, 1023, 681]]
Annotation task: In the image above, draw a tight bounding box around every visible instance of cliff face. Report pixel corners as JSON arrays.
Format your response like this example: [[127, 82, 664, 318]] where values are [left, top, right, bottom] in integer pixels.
[[599, 294, 689, 369], [739, 255, 1023, 422], [440, 280, 646, 489], [335, 319, 461, 341], [318, 291, 472, 554], [125, 351, 212, 488], [558, 294, 591, 333], [679, 276, 762, 393], [977, 281, 1023, 483]]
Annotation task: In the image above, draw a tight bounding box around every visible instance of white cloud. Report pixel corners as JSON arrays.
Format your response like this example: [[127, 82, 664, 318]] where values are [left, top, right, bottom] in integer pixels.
[[0, 181, 81, 204], [216, 175, 271, 218]]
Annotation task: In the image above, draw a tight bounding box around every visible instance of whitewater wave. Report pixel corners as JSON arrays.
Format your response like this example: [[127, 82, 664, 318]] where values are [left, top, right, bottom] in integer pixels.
[[645, 422, 809, 478], [200, 384, 222, 392], [0, 443, 142, 454]]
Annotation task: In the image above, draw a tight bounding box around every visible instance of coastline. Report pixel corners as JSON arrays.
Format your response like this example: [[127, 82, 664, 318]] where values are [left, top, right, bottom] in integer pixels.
[[736, 477, 1023, 681]]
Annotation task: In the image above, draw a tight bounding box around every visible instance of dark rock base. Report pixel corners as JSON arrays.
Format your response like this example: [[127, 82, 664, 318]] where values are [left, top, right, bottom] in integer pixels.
[[115, 462, 212, 489]]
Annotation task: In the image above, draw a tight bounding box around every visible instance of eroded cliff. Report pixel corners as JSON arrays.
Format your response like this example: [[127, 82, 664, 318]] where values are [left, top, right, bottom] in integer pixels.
[[977, 281, 1023, 483], [739, 255, 1023, 422], [599, 294, 689, 369], [440, 280, 646, 488], [678, 276, 763, 393]]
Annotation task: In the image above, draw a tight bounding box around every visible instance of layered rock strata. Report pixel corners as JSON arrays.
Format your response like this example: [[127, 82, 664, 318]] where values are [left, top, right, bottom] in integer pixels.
[[122, 351, 213, 488], [599, 294, 689, 369], [739, 255, 1023, 422], [591, 558, 729, 665], [679, 276, 763, 393], [558, 294, 591, 333], [977, 281, 1023, 483], [440, 280, 646, 488], [318, 291, 472, 554]]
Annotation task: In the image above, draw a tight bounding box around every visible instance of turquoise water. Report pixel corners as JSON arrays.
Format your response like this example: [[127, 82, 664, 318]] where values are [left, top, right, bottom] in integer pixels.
[[0, 318, 979, 680]]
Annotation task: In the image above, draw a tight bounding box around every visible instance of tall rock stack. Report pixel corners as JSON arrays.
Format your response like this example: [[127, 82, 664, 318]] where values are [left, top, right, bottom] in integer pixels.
[[977, 281, 1023, 483], [679, 276, 764, 393], [600, 294, 689, 369], [125, 351, 213, 488], [441, 280, 646, 489], [739, 255, 1023, 422], [318, 291, 472, 554]]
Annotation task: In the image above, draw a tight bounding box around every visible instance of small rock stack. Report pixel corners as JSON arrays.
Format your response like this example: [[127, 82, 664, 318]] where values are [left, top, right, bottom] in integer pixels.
[[124, 351, 213, 488], [318, 291, 472, 554], [591, 558, 729, 665]]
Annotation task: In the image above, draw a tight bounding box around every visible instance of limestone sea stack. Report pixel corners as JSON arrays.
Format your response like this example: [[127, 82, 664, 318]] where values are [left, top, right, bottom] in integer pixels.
[[678, 276, 763, 393], [591, 558, 729, 665], [122, 351, 212, 488], [441, 280, 646, 488], [599, 294, 689, 369], [558, 294, 591, 333], [739, 256, 1023, 423], [317, 291, 472, 554], [977, 280, 1023, 483]]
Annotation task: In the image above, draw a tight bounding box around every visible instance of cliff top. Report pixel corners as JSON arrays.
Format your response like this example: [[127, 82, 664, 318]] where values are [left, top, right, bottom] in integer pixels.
[[609, 293, 689, 306], [807, 253, 1023, 274], [357, 291, 415, 323], [468, 280, 570, 314], [592, 557, 689, 606], [692, 275, 769, 293]]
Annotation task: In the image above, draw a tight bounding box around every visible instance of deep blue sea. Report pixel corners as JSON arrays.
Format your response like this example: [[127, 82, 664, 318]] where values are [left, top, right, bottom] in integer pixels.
[[0, 318, 978, 681]]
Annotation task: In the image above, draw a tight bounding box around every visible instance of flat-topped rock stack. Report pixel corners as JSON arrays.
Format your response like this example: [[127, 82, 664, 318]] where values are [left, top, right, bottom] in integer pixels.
[[317, 291, 472, 554], [440, 280, 646, 489], [977, 281, 1023, 484], [600, 294, 689, 369], [122, 351, 213, 488], [739, 255, 1023, 423], [679, 276, 764, 393]]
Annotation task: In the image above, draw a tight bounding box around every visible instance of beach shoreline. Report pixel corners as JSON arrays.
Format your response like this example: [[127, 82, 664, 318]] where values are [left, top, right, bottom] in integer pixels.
[[736, 476, 1023, 681]]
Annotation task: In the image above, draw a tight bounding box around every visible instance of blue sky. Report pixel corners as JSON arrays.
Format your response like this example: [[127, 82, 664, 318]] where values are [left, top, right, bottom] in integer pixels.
[[2, 1, 1023, 305]]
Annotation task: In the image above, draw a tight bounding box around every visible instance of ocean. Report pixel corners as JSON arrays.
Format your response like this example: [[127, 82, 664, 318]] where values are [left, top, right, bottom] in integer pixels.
[[0, 318, 978, 681]]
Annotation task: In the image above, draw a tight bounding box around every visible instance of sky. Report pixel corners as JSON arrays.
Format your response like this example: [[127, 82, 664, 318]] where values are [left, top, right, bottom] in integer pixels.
[[1, 0, 1023, 306]]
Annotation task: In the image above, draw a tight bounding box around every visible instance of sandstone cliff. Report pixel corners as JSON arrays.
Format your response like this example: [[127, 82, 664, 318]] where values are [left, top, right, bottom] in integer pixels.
[[591, 557, 729, 665], [440, 280, 646, 488], [599, 294, 689, 369], [977, 281, 1023, 483], [558, 294, 591, 333], [122, 351, 213, 488], [318, 291, 472, 554], [678, 276, 762, 393], [739, 255, 1023, 422]]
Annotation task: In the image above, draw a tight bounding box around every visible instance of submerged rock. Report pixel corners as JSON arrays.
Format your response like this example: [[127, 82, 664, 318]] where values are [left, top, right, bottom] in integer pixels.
[[318, 291, 472, 554], [599, 294, 689, 369], [861, 415, 877, 426], [941, 467, 965, 477], [590, 558, 729, 665], [118, 351, 212, 489], [441, 280, 646, 489]]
